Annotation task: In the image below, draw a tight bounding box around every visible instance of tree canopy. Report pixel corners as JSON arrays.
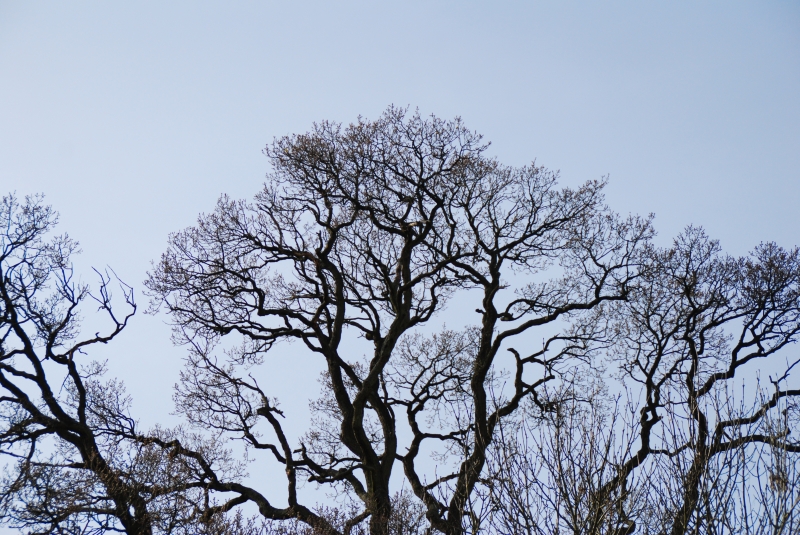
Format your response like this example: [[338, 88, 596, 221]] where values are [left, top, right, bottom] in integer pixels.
[[2, 108, 799, 535]]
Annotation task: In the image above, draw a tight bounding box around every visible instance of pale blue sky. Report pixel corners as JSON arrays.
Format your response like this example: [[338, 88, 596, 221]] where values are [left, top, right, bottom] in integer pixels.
[[1, 0, 799, 513]]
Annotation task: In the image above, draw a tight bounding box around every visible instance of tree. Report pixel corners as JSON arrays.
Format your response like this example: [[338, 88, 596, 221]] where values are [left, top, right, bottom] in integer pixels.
[[476, 228, 800, 535], [145, 107, 653, 535], [611, 229, 800, 534], [0, 194, 241, 535]]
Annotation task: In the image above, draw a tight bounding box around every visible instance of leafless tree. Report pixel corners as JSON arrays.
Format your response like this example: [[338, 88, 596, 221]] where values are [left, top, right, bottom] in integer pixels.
[[0, 194, 242, 535], [146, 107, 652, 534], [473, 228, 800, 535], [612, 229, 800, 535]]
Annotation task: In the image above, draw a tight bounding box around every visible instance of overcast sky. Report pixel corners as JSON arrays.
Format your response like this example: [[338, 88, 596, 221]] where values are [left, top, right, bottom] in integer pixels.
[[1, 0, 799, 512]]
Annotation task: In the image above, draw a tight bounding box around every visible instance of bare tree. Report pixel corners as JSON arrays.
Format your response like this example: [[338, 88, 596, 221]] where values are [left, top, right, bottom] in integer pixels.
[[474, 228, 800, 535], [610, 229, 800, 535], [146, 107, 652, 534], [0, 194, 241, 535]]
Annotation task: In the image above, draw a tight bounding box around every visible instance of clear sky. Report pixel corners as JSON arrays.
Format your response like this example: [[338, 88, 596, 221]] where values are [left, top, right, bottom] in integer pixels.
[[1, 0, 799, 514]]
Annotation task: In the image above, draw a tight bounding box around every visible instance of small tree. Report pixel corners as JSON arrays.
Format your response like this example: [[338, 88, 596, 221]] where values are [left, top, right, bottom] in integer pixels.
[[0, 194, 239, 535], [146, 107, 652, 534]]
